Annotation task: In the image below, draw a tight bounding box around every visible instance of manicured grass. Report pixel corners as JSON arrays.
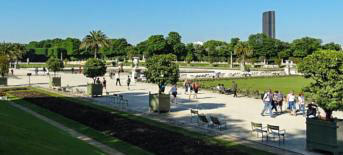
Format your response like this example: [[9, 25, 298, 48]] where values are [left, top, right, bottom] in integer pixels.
[[17, 63, 81, 68], [16, 87, 274, 155], [7, 91, 153, 155], [0, 101, 105, 155], [190, 76, 312, 94]]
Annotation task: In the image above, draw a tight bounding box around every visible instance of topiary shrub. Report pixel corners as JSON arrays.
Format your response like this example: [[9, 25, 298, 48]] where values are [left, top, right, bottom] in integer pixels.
[[46, 57, 64, 75], [83, 58, 107, 84]]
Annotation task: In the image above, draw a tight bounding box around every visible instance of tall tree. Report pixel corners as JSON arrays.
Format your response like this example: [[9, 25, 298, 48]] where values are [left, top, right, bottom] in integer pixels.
[[291, 37, 321, 58], [234, 41, 253, 71], [144, 35, 168, 57], [248, 33, 277, 60], [0, 43, 26, 62], [322, 42, 342, 51], [80, 30, 110, 58], [203, 40, 227, 63]]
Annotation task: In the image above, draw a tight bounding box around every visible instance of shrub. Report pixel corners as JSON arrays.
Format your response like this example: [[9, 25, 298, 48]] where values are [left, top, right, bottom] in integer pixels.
[[46, 57, 64, 75], [83, 58, 107, 84]]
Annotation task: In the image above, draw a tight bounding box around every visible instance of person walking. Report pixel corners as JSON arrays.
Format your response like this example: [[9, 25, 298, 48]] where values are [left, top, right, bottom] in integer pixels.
[[271, 91, 278, 113], [261, 89, 273, 117], [10, 69, 13, 75], [287, 91, 297, 116], [184, 80, 189, 95], [169, 84, 178, 104], [71, 67, 74, 74], [127, 75, 131, 90], [298, 93, 305, 116], [115, 71, 121, 86], [192, 82, 200, 99], [102, 77, 107, 91], [275, 91, 284, 113], [232, 81, 238, 97]]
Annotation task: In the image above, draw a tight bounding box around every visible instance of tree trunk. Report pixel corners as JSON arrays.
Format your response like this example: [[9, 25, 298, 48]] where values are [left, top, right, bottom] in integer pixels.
[[240, 56, 245, 71], [230, 53, 233, 68], [94, 47, 98, 59]]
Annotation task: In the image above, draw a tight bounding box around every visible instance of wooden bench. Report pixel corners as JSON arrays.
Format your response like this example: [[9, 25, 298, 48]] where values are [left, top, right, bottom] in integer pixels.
[[251, 122, 267, 141], [266, 124, 286, 144]]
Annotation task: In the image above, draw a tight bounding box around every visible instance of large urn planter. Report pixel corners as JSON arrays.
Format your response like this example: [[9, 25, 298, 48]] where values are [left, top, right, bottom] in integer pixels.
[[306, 118, 343, 155], [149, 93, 170, 113], [49, 76, 61, 87], [87, 84, 103, 97], [0, 77, 8, 86]]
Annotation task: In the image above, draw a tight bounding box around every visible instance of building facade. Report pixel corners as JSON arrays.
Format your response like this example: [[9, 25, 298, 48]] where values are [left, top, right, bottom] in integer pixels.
[[262, 11, 275, 39]]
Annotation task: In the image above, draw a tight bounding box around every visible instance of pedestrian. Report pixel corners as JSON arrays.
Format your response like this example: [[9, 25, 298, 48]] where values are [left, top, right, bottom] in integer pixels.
[[169, 84, 178, 104], [71, 67, 74, 74], [271, 91, 278, 112], [10, 69, 13, 75], [79, 66, 82, 74], [184, 80, 189, 94], [287, 91, 297, 116], [188, 81, 193, 100], [298, 92, 305, 116], [192, 82, 200, 99], [102, 77, 107, 91], [109, 71, 113, 79], [275, 91, 284, 113], [115, 71, 121, 86], [96, 77, 101, 84], [159, 83, 165, 94], [232, 81, 238, 97], [261, 89, 273, 117], [127, 76, 131, 90]]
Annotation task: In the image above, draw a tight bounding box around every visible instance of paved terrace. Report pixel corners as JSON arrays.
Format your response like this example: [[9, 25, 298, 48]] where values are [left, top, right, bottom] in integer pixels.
[[7, 68, 343, 155]]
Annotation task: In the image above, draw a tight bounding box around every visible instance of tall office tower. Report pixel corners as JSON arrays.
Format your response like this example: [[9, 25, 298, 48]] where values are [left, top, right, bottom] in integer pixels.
[[262, 11, 275, 39]]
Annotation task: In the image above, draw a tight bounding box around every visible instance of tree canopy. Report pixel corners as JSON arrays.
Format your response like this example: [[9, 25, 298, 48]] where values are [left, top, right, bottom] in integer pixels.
[[298, 50, 343, 120], [80, 30, 110, 58], [83, 58, 107, 84], [0, 55, 9, 77], [145, 54, 179, 93], [46, 57, 64, 75]]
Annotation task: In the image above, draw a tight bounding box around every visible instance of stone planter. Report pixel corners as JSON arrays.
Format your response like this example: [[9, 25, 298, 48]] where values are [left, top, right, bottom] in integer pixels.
[[87, 84, 103, 97], [49, 77, 61, 87], [306, 118, 343, 155], [149, 93, 170, 113], [0, 77, 7, 86]]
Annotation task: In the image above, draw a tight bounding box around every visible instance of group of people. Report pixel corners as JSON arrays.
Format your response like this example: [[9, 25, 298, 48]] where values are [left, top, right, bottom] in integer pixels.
[[215, 81, 238, 97], [261, 90, 307, 118], [93, 70, 132, 92], [183, 80, 201, 99]]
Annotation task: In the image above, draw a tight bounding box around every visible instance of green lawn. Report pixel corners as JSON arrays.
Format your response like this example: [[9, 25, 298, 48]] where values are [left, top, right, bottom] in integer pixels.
[[192, 76, 312, 94], [0, 101, 105, 155]]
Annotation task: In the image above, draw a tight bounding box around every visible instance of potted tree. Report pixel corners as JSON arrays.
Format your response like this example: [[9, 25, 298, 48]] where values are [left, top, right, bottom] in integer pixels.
[[0, 55, 9, 86], [145, 54, 179, 113], [83, 58, 106, 97], [298, 50, 343, 155], [46, 57, 64, 88]]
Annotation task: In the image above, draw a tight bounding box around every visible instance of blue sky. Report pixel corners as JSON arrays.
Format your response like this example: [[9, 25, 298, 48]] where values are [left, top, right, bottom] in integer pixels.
[[1, 0, 342, 45]]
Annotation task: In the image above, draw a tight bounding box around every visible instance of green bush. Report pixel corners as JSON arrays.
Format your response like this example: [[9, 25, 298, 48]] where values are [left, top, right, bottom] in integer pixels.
[[46, 57, 64, 75]]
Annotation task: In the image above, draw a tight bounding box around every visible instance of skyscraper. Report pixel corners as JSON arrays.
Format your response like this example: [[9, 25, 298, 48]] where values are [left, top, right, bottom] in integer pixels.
[[262, 11, 275, 39]]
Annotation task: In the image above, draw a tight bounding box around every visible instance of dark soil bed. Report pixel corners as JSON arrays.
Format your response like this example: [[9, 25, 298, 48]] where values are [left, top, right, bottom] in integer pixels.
[[11, 91, 247, 155]]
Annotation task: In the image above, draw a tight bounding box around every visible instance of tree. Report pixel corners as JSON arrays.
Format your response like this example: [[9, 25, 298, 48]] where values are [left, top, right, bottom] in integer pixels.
[[248, 33, 277, 60], [83, 58, 107, 84], [234, 41, 253, 71], [291, 37, 321, 58], [145, 54, 179, 93], [46, 57, 64, 75], [322, 42, 342, 51], [0, 55, 9, 77], [101, 38, 131, 58], [80, 30, 110, 58], [166, 32, 181, 46], [203, 40, 227, 64], [298, 50, 343, 120], [0, 43, 26, 62], [144, 35, 168, 57], [228, 38, 240, 68]]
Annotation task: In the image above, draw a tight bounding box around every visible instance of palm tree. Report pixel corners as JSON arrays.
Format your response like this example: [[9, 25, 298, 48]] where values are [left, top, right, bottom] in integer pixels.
[[234, 41, 253, 71], [0, 42, 26, 62], [80, 30, 110, 58]]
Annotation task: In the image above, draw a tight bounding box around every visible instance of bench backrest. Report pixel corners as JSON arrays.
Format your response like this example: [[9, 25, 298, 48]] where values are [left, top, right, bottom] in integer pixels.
[[251, 122, 262, 128], [267, 124, 280, 132], [198, 115, 209, 123], [210, 116, 221, 125], [190, 109, 199, 115]]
